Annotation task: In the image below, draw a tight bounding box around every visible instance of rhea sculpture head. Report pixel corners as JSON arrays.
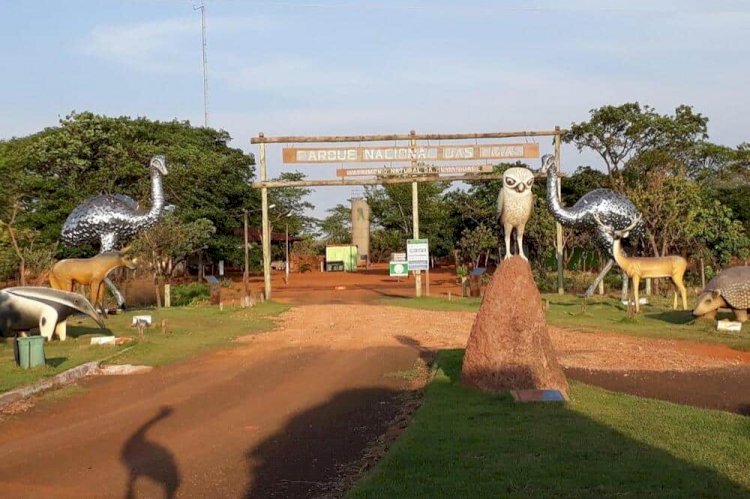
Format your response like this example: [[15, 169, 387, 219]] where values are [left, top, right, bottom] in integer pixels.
[[540, 154, 556, 174]]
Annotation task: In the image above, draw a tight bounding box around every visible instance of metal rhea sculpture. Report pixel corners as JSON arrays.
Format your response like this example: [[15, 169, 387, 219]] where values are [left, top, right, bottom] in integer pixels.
[[61, 155, 171, 307], [540, 154, 645, 298]]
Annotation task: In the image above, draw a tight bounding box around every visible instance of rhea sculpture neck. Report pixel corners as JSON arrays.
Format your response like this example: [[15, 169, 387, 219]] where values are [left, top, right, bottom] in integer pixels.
[[147, 167, 165, 216], [545, 165, 576, 225]]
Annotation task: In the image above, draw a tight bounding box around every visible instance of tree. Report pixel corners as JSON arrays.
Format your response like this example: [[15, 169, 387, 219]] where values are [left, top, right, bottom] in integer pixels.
[[0, 112, 256, 266], [0, 200, 27, 284], [318, 204, 351, 244], [566, 103, 708, 188], [269, 171, 317, 236], [365, 180, 452, 257], [458, 224, 498, 267], [131, 214, 216, 282]]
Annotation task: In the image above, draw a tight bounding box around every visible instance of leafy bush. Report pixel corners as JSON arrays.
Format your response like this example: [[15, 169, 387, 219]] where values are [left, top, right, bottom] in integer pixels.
[[172, 283, 210, 306]]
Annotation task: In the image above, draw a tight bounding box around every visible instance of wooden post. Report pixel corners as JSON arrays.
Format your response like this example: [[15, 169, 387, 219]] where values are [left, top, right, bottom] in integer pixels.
[[411, 130, 422, 298], [700, 258, 706, 289], [645, 278, 652, 296], [243, 208, 249, 307], [259, 133, 272, 301], [554, 127, 564, 295], [164, 283, 171, 308]]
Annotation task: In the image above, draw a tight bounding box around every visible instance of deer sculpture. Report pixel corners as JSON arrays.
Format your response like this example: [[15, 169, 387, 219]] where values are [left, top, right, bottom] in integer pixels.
[[49, 250, 137, 313], [593, 213, 688, 313]]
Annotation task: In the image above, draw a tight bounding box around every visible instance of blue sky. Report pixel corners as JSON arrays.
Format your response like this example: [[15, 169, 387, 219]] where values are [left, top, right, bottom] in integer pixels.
[[2, 1, 749, 217]]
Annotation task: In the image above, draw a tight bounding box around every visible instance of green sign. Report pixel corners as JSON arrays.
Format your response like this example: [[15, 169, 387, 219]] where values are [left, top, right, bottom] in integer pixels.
[[389, 261, 409, 277]]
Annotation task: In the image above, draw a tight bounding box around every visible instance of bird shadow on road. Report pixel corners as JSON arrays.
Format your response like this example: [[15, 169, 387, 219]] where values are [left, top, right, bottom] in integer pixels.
[[121, 405, 181, 499]]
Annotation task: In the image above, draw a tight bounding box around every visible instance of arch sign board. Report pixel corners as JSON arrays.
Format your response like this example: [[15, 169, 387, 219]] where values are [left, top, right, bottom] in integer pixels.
[[283, 143, 538, 163], [282, 143, 539, 177]]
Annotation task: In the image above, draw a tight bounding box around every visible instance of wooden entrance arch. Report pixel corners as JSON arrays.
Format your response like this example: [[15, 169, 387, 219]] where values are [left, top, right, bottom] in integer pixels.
[[251, 128, 565, 300]]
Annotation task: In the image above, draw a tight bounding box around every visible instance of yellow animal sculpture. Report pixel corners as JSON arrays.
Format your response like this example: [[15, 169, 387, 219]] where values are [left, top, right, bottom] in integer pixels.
[[49, 251, 137, 312], [594, 214, 688, 313]]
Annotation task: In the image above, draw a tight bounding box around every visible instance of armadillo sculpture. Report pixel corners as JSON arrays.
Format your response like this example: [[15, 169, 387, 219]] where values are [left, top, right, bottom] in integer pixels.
[[693, 266, 750, 322]]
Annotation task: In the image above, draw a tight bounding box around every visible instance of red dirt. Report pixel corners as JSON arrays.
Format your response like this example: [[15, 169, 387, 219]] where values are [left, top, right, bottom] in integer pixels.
[[225, 263, 464, 306]]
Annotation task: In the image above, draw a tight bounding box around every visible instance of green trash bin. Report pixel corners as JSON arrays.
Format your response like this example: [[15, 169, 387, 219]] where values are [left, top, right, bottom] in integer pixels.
[[15, 336, 46, 369]]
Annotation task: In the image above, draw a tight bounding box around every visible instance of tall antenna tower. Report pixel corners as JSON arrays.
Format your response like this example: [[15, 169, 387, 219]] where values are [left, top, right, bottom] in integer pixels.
[[194, 0, 209, 127]]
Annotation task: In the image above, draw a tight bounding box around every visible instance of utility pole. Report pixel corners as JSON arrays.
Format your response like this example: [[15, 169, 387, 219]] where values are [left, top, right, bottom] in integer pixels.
[[194, 0, 209, 127], [243, 209, 249, 307]]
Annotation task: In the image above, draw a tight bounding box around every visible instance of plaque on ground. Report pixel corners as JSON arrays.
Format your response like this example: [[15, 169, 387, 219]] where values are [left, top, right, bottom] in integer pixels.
[[511, 390, 568, 403]]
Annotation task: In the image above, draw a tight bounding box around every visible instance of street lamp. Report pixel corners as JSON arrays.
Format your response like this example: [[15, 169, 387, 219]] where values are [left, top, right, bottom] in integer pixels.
[[243, 203, 274, 307]]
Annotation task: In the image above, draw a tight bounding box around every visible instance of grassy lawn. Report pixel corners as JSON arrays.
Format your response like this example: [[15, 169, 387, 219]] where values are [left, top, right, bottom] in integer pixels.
[[0, 301, 288, 394], [351, 350, 750, 498], [379, 294, 750, 350]]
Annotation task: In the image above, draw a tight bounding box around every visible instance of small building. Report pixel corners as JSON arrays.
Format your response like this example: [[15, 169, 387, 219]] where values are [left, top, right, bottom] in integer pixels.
[[325, 244, 358, 272]]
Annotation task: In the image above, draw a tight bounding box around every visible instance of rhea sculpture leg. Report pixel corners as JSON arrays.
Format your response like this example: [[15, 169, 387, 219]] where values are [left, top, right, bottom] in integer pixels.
[[583, 259, 614, 298]]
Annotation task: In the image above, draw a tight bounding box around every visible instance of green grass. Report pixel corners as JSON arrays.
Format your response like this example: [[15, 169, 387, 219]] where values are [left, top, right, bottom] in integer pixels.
[[350, 350, 750, 498], [0, 301, 288, 393], [379, 294, 750, 350]]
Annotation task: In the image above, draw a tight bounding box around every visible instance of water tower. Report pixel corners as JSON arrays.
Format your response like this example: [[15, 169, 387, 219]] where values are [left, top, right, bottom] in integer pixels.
[[350, 198, 370, 265]]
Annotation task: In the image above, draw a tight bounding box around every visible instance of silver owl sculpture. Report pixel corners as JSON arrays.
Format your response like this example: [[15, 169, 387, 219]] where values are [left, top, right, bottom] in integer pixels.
[[496, 167, 535, 260]]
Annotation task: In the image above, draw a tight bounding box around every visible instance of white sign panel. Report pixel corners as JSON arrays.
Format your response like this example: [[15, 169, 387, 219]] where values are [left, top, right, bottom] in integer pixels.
[[407, 239, 429, 271], [337, 165, 494, 177]]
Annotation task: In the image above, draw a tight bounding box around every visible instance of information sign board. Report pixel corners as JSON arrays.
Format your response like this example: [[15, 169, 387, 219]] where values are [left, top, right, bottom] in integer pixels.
[[407, 239, 429, 271]]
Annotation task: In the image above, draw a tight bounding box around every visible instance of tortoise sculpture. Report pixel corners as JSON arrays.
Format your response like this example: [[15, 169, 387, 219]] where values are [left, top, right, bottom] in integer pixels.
[[693, 266, 750, 322]]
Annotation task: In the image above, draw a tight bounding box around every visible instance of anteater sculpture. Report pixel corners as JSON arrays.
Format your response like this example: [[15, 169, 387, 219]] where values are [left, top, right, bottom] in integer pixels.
[[0, 287, 105, 341]]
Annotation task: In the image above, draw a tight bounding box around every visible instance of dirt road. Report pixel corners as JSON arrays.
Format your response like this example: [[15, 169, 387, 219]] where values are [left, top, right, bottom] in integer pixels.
[[1, 303, 749, 498], [0, 324, 426, 496]]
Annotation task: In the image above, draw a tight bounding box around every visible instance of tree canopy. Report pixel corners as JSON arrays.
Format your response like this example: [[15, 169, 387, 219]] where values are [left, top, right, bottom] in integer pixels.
[[0, 112, 257, 278]]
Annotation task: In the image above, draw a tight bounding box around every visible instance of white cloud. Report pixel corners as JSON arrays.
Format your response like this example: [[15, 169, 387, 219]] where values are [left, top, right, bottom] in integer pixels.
[[80, 15, 273, 73]]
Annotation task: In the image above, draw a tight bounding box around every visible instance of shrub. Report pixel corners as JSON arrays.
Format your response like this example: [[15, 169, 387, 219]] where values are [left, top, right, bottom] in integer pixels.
[[172, 282, 210, 306]]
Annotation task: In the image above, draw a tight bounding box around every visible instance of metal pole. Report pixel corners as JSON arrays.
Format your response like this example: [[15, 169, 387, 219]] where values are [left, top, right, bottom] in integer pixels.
[[194, 0, 208, 127], [243, 209, 249, 306], [285, 221, 289, 284], [259, 133, 272, 300], [554, 126, 564, 295], [410, 130, 422, 298]]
